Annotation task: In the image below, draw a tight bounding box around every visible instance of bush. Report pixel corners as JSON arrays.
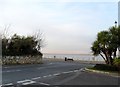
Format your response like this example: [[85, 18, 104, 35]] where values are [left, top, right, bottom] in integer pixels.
[[93, 64, 118, 71], [113, 57, 120, 69]]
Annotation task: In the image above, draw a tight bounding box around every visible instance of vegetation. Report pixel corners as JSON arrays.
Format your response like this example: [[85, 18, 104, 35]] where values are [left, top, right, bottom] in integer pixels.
[[113, 57, 120, 69], [91, 64, 118, 72], [1, 26, 44, 65], [2, 34, 43, 56], [91, 25, 120, 66]]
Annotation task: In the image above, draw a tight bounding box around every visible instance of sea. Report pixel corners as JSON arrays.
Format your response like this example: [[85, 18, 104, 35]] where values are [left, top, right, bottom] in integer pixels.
[[43, 53, 104, 61]]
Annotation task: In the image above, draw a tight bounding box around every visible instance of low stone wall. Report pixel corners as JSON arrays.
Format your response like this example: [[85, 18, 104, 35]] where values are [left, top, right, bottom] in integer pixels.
[[2, 56, 42, 65]]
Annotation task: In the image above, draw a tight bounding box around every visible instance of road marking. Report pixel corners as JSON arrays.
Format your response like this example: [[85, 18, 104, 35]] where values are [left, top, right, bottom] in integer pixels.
[[22, 81, 36, 85], [39, 82, 50, 86], [49, 63, 53, 65], [16, 70, 21, 72], [80, 68, 85, 72], [73, 70, 79, 72], [48, 74, 52, 77], [3, 83, 13, 86], [53, 73, 60, 76], [3, 69, 21, 73], [4, 67, 9, 68], [62, 71, 71, 74], [17, 79, 31, 83], [43, 76, 47, 78], [66, 71, 74, 73], [6, 70, 11, 72], [2, 69, 82, 86], [31, 77, 41, 80]]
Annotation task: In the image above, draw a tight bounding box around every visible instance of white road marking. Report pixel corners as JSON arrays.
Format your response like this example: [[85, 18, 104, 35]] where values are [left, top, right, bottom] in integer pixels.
[[3, 83, 13, 86], [16, 70, 21, 72], [80, 68, 85, 71], [62, 71, 71, 74], [53, 73, 60, 76], [17, 79, 31, 83], [3, 69, 21, 73], [66, 71, 74, 73], [43, 76, 47, 78], [22, 81, 36, 85], [49, 63, 53, 65], [6, 71, 11, 72], [4, 67, 9, 69], [61, 69, 79, 74], [39, 82, 50, 86], [31, 77, 41, 80], [3, 69, 81, 86], [48, 74, 52, 77], [73, 70, 79, 72]]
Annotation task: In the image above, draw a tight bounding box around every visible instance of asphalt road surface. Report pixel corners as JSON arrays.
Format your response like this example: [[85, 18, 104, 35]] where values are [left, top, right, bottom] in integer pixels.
[[2, 60, 120, 86]]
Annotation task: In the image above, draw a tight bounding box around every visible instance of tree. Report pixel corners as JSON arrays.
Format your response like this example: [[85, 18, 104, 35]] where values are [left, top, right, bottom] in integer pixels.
[[91, 26, 120, 65], [109, 26, 119, 58], [7, 34, 21, 56], [2, 34, 43, 56], [91, 31, 112, 65], [2, 38, 9, 56], [33, 29, 46, 51], [117, 26, 120, 57]]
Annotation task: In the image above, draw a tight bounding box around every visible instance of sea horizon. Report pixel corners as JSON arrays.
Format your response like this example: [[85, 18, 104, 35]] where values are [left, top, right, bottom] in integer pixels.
[[43, 53, 104, 61], [43, 53, 93, 55]]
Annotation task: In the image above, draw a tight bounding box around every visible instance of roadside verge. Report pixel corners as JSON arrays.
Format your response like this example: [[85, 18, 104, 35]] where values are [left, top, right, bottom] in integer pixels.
[[85, 68, 120, 78]]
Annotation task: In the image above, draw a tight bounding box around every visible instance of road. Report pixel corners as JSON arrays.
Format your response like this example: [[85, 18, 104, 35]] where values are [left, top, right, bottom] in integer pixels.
[[2, 59, 120, 86]]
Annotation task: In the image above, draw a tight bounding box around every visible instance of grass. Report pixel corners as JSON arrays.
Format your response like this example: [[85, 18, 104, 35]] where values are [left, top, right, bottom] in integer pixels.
[[88, 64, 119, 73]]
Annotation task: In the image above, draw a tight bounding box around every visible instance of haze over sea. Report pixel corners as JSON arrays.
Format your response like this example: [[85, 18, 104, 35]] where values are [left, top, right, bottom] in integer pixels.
[[43, 53, 104, 61]]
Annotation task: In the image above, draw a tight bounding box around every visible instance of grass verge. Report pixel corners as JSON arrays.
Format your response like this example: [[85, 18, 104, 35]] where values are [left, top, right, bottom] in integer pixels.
[[86, 64, 120, 76]]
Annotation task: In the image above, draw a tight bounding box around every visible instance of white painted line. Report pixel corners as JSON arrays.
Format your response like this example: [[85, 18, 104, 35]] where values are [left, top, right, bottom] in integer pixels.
[[62, 71, 71, 74], [6, 71, 11, 72], [66, 71, 74, 73], [61, 70, 79, 74], [43, 76, 47, 78], [80, 68, 85, 71], [49, 63, 53, 65], [31, 77, 41, 80], [4, 67, 9, 68], [4, 83, 13, 86], [22, 81, 36, 85], [48, 74, 52, 77], [17, 79, 31, 83], [16, 70, 21, 72], [53, 73, 60, 76], [3, 70, 21, 73], [73, 70, 79, 72], [39, 82, 50, 86]]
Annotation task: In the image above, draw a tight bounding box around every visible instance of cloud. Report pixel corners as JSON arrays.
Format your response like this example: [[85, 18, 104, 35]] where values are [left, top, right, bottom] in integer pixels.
[[0, 1, 117, 54]]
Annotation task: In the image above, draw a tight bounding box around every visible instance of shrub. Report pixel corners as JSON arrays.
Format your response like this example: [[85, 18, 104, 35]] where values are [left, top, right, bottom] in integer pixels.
[[93, 64, 118, 71], [113, 57, 120, 69]]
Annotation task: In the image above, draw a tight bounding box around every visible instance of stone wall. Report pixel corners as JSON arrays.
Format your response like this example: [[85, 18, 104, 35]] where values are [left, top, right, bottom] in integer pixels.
[[2, 56, 42, 65]]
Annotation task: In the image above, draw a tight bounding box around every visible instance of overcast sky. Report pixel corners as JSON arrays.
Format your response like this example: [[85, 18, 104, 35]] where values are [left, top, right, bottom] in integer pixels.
[[0, 0, 118, 54]]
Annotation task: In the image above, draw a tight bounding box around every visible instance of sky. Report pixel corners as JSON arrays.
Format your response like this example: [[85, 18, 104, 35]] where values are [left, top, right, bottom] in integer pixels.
[[0, 0, 119, 54]]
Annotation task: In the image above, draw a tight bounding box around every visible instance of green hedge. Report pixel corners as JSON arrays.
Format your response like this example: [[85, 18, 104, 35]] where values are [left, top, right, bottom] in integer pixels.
[[93, 64, 118, 71]]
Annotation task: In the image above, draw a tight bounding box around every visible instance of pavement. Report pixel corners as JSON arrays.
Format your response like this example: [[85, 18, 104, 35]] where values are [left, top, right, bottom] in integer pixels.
[[2, 59, 120, 86]]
